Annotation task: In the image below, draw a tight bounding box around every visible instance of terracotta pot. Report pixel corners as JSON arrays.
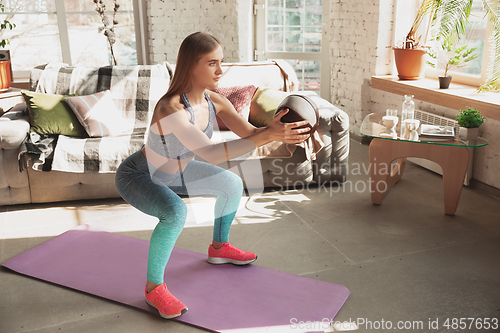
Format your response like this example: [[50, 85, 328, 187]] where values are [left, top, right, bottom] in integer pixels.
[[439, 76, 452, 89], [393, 48, 427, 80], [0, 60, 11, 92]]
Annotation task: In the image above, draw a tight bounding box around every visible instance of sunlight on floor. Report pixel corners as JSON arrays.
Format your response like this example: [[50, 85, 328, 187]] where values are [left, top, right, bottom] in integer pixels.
[[0, 192, 311, 240]]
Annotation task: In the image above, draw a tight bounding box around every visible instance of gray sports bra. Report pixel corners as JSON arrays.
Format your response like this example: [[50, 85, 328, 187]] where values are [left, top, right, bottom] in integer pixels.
[[147, 92, 215, 159]]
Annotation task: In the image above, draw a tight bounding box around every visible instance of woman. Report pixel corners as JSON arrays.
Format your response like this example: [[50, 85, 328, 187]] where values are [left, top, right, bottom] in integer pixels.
[[115, 32, 310, 319]]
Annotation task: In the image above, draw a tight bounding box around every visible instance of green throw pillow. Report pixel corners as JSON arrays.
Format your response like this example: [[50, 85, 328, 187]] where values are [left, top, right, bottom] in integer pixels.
[[22, 90, 87, 137], [249, 87, 289, 127]]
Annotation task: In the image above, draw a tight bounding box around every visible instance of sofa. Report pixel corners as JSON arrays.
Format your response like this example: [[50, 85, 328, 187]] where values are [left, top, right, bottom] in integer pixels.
[[0, 60, 349, 206]]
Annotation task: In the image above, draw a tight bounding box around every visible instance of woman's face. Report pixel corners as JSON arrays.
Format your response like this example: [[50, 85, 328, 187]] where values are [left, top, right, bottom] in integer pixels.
[[191, 44, 224, 90]]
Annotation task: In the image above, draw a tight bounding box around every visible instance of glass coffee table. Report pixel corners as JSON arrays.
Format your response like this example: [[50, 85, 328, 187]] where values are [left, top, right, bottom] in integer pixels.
[[361, 113, 488, 215]]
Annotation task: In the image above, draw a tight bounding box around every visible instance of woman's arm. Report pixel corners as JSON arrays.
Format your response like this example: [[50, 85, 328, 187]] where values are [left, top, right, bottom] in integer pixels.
[[156, 103, 310, 166], [207, 91, 260, 138]]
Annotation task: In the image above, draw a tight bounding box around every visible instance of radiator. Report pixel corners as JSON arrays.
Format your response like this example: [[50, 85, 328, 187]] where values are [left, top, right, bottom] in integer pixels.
[[410, 110, 473, 186]]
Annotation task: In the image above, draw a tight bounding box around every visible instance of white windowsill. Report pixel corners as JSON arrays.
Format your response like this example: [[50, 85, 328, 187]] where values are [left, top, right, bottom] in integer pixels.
[[371, 76, 500, 122]]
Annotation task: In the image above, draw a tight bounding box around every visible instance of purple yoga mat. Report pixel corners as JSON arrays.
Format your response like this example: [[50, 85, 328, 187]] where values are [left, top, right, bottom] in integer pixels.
[[2, 225, 349, 332]]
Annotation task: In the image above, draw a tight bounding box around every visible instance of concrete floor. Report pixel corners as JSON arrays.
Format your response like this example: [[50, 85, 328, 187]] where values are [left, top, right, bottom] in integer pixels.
[[1, 140, 499, 333]]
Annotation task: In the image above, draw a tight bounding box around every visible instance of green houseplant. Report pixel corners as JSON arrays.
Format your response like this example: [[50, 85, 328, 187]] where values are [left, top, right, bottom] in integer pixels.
[[0, 2, 15, 48], [394, 0, 500, 91], [427, 38, 477, 88], [455, 106, 486, 140]]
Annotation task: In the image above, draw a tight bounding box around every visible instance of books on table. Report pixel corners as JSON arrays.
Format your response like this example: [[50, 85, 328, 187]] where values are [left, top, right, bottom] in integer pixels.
[[419, 124, 455, 142]]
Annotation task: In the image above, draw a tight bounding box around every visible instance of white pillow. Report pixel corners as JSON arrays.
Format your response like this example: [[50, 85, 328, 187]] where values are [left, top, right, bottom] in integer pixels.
[[64, 90, 134, 137]]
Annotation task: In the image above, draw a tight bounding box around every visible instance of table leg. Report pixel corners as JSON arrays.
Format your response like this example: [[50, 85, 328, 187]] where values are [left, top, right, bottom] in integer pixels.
[[369, 138, 470, 215], [369, 139, 407, 205], [436, 146, 470, 215]]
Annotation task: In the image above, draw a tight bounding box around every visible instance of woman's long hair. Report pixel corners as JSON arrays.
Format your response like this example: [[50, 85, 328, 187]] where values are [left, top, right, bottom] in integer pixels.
[[165, 32, 221, 99]]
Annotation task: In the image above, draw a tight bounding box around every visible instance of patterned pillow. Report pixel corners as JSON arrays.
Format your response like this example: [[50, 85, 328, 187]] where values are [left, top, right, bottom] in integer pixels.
[[212, 85, 256, 130], [64, 90, 135, 137]]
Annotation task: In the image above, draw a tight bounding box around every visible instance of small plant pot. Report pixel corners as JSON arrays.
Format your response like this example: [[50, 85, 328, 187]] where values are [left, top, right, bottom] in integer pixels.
[[458, 127, 479, 141], [439, 76, 452, 89]]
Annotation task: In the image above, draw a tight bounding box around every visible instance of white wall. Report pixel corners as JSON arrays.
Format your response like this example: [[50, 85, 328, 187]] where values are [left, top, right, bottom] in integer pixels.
[[328, 0, 394, 134], [146, 0, 253, 64]]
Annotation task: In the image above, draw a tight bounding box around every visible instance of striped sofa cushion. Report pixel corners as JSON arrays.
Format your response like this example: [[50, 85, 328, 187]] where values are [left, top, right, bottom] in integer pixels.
[[64, 90, 135, 137]]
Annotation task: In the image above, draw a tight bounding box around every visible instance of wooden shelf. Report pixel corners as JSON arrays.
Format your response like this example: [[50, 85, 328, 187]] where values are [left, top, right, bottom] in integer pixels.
[[11, 80, 29, 90], [371, 76, 500, 121], [0, 88, 24, 113]]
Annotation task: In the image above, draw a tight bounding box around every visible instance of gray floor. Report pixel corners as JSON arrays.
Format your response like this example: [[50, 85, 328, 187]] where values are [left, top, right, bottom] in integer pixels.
[[1, 140, 499, 333]]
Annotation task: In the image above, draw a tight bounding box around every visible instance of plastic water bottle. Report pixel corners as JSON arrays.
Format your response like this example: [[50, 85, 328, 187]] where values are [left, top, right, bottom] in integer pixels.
[[401, 95, 415, 138]]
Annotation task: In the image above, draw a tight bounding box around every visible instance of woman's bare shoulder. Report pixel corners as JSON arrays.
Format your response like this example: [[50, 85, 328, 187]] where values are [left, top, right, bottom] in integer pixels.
[[205, 90, 232, 113], [152, 95, 187, 123], [205, 89, 225, 102], [155, 95, 184, 115]]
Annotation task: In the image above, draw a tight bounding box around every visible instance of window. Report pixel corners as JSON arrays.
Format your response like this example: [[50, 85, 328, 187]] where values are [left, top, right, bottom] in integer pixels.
[[441, 0, 497, 87], [0, 0, 147, 81], [451, 1, 488, 77], [255, 0, 330, 100], [402, 0, 498, 87]]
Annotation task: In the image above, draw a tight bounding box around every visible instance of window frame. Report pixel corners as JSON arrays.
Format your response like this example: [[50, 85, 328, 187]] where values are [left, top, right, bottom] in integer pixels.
[[393, 0, 497, 88], [423, 1, 495, 87], [3, 0, 148, 83], [254, 0, 331, 100]]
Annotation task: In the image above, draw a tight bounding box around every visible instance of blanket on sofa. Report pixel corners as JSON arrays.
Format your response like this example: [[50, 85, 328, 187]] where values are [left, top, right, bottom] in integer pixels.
[[22, 63, 172, 173], [18, 132, 57, 172]]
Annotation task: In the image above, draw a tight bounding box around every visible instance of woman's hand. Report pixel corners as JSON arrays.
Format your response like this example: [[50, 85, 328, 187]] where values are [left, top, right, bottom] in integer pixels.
[[266, 108, 311, 144]]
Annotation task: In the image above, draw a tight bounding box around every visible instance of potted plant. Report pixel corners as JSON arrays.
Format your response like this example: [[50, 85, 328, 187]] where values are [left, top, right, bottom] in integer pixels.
[[393, 0, 500, 89], [392, 0, 432, 80], [427, 38, 477, 89], [0, 2, 15, 92], [455, 107, 486, 141]]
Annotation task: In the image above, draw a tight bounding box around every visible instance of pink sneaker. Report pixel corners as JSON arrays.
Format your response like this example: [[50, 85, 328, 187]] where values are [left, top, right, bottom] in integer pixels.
[[145, 283, 188, 319], [207, 242, 257, 265]]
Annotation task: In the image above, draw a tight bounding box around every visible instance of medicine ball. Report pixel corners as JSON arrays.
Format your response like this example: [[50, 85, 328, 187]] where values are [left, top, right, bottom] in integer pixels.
[[274, 94, 319, 134]]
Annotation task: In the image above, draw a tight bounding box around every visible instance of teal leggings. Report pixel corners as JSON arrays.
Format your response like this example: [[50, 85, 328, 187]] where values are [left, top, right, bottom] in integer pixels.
[[115, 149, 243, 284]]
